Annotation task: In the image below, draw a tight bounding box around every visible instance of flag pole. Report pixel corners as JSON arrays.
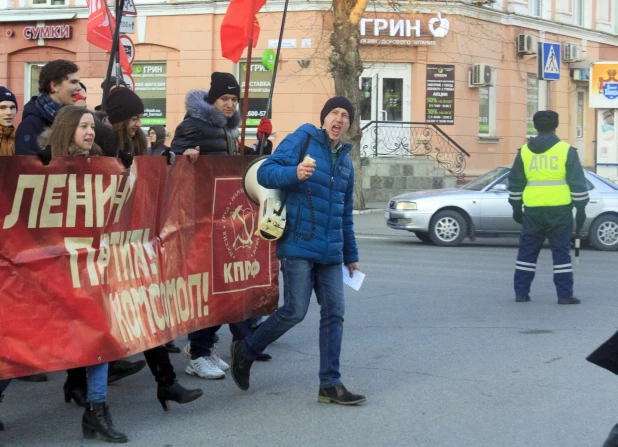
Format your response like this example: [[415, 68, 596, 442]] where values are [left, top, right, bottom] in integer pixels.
[[101, 0, 123, 111], [239, 0, 257, 154], [258, 0, 289, 155]]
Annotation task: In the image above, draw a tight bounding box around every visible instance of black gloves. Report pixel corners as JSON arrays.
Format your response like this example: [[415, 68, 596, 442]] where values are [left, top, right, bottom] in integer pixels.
[[575, 208, 586, 232], [118, 151, 133, 168], [37, 145, 52, 166], [512, 206, 523, 225], [162, 149, 175, 165]]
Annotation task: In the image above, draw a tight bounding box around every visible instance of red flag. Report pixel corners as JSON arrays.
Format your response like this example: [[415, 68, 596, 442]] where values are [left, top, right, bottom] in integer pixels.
[[220, 0, 266, 63], [86, 0, 132, 74]]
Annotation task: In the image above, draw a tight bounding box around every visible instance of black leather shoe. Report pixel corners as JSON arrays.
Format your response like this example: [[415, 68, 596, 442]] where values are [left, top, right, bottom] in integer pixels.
[[107, 359, 146, 384], [82, 402, 128, 443], [230, 340, 253, 391], [318, 384, 366, 405], [256, 353, 272, 361], [164, 341, 181, 354], [157, 381, 203, 411], [558, 296, 581, 305], [64, 380, 87, 407], [16, 373, 48, 382], [515, 295, 531, 302]]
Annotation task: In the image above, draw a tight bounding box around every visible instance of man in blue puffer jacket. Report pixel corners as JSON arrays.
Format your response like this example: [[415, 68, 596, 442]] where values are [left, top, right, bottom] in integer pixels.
[[231, 97, 365, 405]]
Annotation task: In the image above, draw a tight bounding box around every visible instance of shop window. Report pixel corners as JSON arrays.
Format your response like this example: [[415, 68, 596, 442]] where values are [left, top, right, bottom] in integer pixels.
[[235, 60, 273, 128], [529, 0, 541, 17], [26, 63, 46, 99], [132, 62, 167, 126], [478, 77, 496, 137], [526, 74, 539, 136], [30, 0, 66, 5], [573, 0, 584, 26]]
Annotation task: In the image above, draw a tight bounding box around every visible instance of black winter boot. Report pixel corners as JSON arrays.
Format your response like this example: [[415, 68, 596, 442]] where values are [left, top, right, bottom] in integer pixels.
[[0, 392, 4, 431], [107, 359, 146, 384], [318, 384, 366, 405], [82, 402, 128, 443], [63, 380, 87, 407], [230, 340, 253, 391], [157, 380, 203, 411]]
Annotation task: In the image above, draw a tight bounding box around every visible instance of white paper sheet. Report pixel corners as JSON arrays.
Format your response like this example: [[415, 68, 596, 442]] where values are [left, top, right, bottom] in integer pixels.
[[342, 265, 365, 291]]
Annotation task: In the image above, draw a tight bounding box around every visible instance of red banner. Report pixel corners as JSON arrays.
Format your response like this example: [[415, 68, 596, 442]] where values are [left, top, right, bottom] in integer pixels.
[[0, 156, 279, 379]]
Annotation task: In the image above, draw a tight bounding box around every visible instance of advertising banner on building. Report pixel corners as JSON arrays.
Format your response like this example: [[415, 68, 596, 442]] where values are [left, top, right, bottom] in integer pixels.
[[0, 156, 279, 379], [425, 64, 455, 125], [239, 61, 272, 127], [590, 62, 618, 109], [134, 62, 167, 126]]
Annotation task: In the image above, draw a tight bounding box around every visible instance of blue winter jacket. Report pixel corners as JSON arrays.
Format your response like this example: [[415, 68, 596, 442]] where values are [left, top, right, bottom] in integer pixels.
[[257, 123, 359, 265]]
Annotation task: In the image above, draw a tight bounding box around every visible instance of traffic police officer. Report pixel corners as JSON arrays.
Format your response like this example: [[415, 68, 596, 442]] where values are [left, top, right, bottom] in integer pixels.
[[508, 110, 589, 304]]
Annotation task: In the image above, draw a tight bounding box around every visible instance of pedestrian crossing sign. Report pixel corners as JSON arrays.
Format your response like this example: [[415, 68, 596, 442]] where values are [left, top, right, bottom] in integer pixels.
[[539, 43, 561, 81]]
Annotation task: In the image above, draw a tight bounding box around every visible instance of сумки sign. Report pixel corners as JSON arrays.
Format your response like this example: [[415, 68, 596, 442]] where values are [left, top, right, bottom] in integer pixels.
[[360, 13, 449, 46], [23, 25, 71, 40]]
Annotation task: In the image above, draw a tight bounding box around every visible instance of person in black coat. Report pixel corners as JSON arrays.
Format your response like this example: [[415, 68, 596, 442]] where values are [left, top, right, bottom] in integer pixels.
[[15, 60, 82, 155], [170, 72, 272, 158], [147, 125, 169, 156]]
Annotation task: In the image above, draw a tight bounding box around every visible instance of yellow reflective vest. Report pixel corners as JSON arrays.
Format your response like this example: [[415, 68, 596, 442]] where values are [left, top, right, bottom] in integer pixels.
[[521, 141, 571, 207]]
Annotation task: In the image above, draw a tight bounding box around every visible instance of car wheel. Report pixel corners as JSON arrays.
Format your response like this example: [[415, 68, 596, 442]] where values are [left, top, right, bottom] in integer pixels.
[[429, 210, 467, 247], [414, 231, 433, 244], [589, 214, 618, 251]]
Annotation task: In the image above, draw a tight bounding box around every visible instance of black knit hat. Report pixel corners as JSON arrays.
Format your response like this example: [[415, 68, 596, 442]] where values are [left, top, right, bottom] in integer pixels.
[[0, 86, 17, 111], [101, 76, 127, 90], [207, 72, 240, 104], [533, 110, 559, 132], [320, 96, 355, 126], [106, 88, 144, 124]]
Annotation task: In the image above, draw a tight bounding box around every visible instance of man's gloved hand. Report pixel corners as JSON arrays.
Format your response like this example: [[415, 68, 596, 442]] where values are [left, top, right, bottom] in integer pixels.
[[257, 117, 272, 141], [118, 151, 133, 168], [575, 208, 587, 231], [166, 150, 175, 166], [37, 145, 52, 166], [512, 206, 523, 225]]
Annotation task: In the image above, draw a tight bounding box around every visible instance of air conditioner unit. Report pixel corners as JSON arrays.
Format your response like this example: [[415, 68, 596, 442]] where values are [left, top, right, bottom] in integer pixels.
[[469, 63, 493, 87], [517, 34, 537, 54], [564, 44, 582, 62]]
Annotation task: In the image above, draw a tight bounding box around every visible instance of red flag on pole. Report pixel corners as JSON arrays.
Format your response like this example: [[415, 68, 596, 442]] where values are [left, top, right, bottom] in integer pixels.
[[220, 0, 266, 63], [86, 0, 132, 74]]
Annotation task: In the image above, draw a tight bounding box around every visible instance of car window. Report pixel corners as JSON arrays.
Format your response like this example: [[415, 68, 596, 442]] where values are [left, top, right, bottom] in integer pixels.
[[586, 179, 594, 191], [462, 167, 510, 191], [588, 172, 618, 190]]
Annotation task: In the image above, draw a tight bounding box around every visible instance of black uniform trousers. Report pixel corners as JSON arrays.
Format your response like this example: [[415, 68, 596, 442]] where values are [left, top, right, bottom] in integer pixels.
[[514, 206, 574, 299]]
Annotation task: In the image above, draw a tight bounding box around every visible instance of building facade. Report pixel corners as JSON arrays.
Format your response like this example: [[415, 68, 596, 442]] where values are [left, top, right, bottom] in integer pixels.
[[1, 0, 617, 177]]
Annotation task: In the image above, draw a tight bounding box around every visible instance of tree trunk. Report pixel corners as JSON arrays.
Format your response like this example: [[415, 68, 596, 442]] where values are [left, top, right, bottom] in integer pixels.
[[329, 12, 366, 210]]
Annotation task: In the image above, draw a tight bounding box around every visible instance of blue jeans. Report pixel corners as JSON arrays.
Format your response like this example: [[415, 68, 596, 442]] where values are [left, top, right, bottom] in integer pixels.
[[0, 379, 10, 394], [87, 363, 108, 403], [189, 320, 254, 360], [243, 258, 345, 388]]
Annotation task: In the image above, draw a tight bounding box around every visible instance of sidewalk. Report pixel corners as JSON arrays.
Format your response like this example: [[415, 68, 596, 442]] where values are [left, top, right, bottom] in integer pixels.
[[353, 201, 388, 215]]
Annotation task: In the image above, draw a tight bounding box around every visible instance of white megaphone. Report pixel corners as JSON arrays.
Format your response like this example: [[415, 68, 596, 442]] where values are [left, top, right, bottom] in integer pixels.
[[242, 155, 287, 241]]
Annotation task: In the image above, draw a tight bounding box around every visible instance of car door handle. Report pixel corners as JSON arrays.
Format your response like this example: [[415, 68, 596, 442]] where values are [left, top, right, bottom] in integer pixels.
[[589, 200, 598, 204]]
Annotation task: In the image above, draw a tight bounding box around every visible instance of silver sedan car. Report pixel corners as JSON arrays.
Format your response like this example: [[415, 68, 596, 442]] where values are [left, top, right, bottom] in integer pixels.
[[385, 166, 618, 250]]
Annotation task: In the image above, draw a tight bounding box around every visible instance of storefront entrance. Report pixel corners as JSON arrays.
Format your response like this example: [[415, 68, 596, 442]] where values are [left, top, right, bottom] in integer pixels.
[[359, 63, 411, 125]]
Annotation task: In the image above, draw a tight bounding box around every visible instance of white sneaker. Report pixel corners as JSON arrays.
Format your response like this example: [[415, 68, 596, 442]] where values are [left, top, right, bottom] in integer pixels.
[[211, 345, 230, 371], [181, 343, 191, 359], [185, 357, 225, 379]]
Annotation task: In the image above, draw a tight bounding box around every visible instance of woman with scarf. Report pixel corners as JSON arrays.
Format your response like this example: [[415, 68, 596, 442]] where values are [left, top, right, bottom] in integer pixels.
[[38, 105, 128, 443]]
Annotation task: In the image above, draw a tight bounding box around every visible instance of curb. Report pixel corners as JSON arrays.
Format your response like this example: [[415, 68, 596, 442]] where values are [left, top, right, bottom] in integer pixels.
[[353, 208, 384, 215]]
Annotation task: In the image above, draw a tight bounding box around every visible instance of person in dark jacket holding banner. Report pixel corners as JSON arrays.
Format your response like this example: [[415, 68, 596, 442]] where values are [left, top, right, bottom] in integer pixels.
[[171, 72, 274, 380], [38, 105, 128, 443], [508, 110, 589, 304], [15, 60, 82, 156], [170, 72, 272, 158], [230, 97, 366, 406]]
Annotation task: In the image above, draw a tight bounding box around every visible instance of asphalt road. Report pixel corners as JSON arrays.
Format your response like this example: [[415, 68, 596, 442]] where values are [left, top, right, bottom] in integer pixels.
[[2, 211, 618, 447]]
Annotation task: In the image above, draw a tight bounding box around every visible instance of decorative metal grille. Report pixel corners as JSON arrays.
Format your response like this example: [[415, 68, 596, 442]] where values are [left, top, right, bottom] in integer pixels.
[[360, 121, 470, 179]]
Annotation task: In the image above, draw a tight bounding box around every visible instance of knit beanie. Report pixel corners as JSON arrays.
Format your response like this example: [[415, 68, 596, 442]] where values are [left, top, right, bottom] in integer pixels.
[[533, 110, 559, 132], [105, 88, 144, 124], [101, 76, 127, 90], [207, 72, 240, 104], [320, 96, 355, 126], [0, 87, 18, 111]]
